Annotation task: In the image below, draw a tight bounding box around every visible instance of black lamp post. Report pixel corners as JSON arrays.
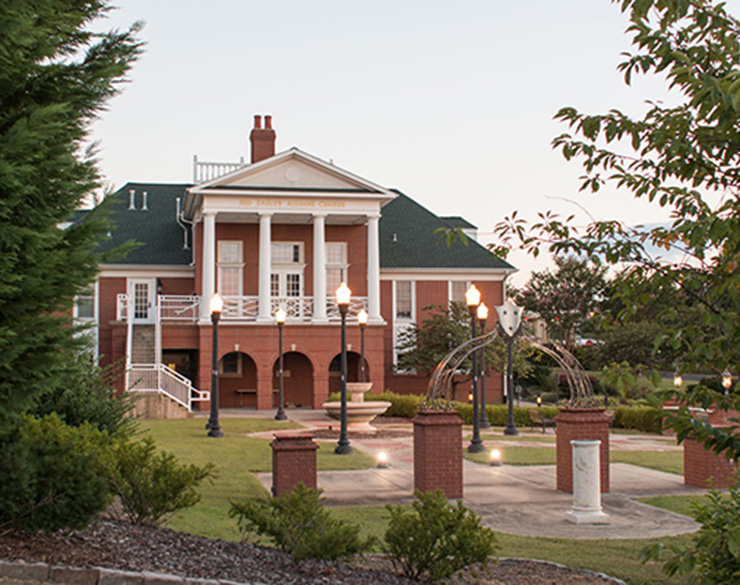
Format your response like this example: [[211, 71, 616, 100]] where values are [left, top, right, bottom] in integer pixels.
[[466, 284, 485, 453], [358, 308, 368, 383], [335, 282, 353, 454], [207, 293, 224, 438], [496, 299, 522, 437], [477, 302, 491, 430], [274, 307, 287, 421]]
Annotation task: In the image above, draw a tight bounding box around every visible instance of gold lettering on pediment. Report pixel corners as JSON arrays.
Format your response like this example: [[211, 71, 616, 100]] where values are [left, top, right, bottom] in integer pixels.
[[238, 198, 346, 209]]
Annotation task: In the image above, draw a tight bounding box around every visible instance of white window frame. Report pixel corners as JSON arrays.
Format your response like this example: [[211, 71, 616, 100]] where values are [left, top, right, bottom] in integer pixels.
[[325, 242, 349, 296], [271, 242, 305, 298], [448, 280, 470, 305], [219, 352, 243, 377], [217, 241, 244, 296], [73, 281, 99, 358], [392, 280, 416, 369]]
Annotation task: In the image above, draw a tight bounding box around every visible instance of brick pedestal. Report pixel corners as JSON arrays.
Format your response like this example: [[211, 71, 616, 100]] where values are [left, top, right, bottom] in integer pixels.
[[270, 432, 319, 498], [684, 428, 740, 488], [555, 408, 610, 493], [413, 410, 463, 498]]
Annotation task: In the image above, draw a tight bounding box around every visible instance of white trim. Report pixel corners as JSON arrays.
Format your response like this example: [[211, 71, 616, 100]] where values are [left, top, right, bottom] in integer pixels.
[[381, 268, 512, 281], [189, 147, 397, 199], [98, 266, 194, 278]]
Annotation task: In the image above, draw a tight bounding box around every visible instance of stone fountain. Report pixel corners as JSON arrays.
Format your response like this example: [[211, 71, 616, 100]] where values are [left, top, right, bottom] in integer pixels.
[[322, 382, 391, 435]]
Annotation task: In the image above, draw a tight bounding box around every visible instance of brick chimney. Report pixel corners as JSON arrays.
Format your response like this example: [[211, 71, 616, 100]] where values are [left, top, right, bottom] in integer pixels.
[[250, 114, 276, 163]]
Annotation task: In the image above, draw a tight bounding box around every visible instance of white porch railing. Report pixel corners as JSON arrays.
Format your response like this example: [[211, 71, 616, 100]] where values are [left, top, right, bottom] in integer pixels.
[[159, 295, 201, 321], [118, 294, 368, 323], [127, 363, 209, 412], [193, 156, 246, 183]]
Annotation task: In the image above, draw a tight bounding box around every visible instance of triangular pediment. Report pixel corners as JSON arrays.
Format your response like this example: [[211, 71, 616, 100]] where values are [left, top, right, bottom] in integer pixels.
[[192, 148, 392, 196]]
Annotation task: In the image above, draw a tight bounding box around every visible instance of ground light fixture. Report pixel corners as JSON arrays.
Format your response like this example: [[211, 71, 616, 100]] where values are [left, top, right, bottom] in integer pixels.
[[465, 284, 485, 453], [376, 451, 389, 469], [536, 394, 542, 407], [490, 449, 502, 467], [274, 307, 287, 421], [477, 302, 491, 429], [357, 308, 368, 383], [722, 369, 733, 393], [206, 293, 224, 438], [335, 282, 353, 455], [673, 370, 683, 389]]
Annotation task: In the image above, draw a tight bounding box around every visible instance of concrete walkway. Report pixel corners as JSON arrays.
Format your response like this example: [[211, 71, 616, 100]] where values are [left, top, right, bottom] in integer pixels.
[[248, 408, 706, 540]]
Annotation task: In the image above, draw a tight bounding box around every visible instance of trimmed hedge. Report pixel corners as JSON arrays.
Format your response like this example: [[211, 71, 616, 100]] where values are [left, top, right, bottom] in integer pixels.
[[611, 405, 663, 434], [454, 404, 559, 427], [327, 390, 423, 418]]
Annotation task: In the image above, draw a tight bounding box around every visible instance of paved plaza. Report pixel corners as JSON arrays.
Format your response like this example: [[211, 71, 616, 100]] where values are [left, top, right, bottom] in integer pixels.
[[244, 408, 707, 540]]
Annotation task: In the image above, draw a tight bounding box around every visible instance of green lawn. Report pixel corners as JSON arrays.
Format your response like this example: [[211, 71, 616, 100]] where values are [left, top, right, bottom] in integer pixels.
[[139, 418, 375, 539], [140, 418, 693, 583]]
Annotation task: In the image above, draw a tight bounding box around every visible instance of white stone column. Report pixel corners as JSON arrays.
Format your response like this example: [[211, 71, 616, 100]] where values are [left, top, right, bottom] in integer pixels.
[[201, 212, 216, 321], [258, 212, 273, 322], [565, 440, 610, 525], [312, 213, 328, 322], [367, 213, 382, 323]]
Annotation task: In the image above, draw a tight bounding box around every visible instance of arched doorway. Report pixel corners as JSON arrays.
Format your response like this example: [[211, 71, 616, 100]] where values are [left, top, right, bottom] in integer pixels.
[[218, 351, 258, 408], [273, 351, 313, 408], [328, 351, 370, 394]]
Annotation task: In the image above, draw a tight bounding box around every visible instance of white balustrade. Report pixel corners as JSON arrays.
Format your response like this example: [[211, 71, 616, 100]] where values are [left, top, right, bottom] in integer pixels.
[[159, 295, 201, 321], [193, 159, 246, 183]]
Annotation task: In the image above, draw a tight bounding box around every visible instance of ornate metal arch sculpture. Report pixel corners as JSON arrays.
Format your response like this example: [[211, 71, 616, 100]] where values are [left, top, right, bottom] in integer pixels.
[[421, 323, 598, 410]]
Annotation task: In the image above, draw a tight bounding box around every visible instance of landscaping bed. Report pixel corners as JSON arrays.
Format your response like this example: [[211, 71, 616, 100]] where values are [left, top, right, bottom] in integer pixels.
[[0, 519, 624, 585]]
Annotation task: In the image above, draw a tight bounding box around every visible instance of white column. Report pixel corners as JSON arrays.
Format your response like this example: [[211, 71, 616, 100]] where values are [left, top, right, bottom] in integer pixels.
[[367, 214, 382, 323], [312, 213, 328, 322], [201, 212, 216, 321], [565, 440, 610, 525], [258, 212, 273, 322]]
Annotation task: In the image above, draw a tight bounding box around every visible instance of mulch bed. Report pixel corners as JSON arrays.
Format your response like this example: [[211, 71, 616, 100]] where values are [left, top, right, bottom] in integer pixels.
[[0, 520, 624, 585]]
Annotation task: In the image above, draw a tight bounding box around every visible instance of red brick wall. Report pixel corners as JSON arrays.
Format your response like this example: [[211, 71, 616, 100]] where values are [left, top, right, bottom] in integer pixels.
[[271, 433, 318, 497], [555, 408, 610, 493], [684, 433, 740, 489], [413, 410, 463, 498]]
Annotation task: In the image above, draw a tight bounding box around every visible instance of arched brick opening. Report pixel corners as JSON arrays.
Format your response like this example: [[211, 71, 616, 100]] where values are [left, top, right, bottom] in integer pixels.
[[328, 351, 370, 394], [218, 351, 258, 408], [273, 351, 314, 408]]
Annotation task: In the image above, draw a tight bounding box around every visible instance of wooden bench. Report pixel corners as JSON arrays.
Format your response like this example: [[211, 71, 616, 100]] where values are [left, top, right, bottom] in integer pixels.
[[529, 410, 555, 433]]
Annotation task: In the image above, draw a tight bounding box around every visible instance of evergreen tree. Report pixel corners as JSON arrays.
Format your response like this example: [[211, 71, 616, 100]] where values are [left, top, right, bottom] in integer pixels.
[[0, 1, 142, 422]]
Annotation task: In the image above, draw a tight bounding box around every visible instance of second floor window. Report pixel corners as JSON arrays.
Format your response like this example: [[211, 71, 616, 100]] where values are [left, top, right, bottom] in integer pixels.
[[218, 241, 243, 296], [395, 280, 414, 320], [326, 242, 348, 295], [272, 242, 305, 298]]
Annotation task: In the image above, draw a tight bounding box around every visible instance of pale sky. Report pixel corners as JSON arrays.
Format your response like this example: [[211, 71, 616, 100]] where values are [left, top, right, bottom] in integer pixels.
[[89, 0, 738, 285]]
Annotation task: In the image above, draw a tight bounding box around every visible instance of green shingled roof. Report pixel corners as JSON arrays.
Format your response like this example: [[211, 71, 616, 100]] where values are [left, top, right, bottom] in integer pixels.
[[95, 183, 513, 271], [379, 190, 513, 270], [95, 183, 193, 266]]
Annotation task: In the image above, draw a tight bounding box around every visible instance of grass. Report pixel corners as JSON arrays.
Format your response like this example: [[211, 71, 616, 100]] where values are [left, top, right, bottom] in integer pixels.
[[139, 417, 695, 584], [612, 450, 684, 475], [138, 418, 375, 539], [638, 494, 709, 518]]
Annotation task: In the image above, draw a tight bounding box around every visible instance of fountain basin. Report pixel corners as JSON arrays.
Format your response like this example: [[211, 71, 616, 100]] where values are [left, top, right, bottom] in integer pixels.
[[323, 381, 390, 434], [322, 400, 392, 434]]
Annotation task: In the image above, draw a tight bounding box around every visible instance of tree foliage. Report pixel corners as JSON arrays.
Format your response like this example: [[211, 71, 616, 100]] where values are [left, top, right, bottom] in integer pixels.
[[489, 0, 740, 459], [515, 255, 607, 350], [0, 1, 142, 422]]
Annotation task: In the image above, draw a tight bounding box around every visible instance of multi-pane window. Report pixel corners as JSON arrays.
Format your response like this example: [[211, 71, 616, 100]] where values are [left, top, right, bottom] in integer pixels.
[[218, 241, 243, 296], [395, 280, 413, 320], [271, 242, 304, 298], [450, 281, 468, 304], [74, 291, 95, 320], [326, 242, 348, 295]]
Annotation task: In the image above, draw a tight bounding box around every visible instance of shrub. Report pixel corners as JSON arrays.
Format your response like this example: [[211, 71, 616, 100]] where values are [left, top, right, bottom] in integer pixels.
[[0, 414, 111, 532], [230, 482, 371, 562], [106, 436, 214, 525], [384, 489, 497, 581], [30, 350, 135, 437], [612, 405, 662, 433], [643, 482, 740, 583], [455, 403, 542, 427]]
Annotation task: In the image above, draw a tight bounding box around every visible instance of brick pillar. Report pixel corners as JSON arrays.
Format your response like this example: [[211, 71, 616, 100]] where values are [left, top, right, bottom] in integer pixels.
[[684, 428, 740, 488], [413, 410, 463, 498], [555, 408, 610, 494], [270, 433, 318, 498]]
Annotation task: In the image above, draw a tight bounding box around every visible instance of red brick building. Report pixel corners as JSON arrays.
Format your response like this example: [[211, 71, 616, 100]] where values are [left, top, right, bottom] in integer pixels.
[[83, 116, 514, 413]]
